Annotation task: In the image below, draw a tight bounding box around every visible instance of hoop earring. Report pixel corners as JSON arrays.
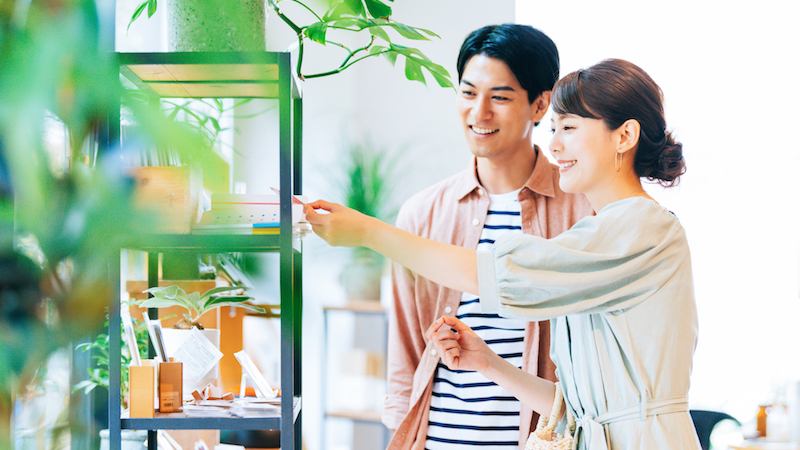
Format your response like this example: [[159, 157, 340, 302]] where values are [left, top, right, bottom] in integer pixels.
[[615, 151, 623, 172]]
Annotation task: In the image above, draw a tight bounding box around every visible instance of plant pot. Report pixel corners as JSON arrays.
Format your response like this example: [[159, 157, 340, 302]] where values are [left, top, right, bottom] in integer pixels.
[[167, 0, 268, 52], [99, 429, 147, 450], [340, 256, 384, 301], [161, 328, 221, 401]]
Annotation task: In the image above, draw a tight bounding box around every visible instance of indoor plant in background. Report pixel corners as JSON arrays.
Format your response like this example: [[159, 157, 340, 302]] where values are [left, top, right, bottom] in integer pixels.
[[336, 140, 402, 301]]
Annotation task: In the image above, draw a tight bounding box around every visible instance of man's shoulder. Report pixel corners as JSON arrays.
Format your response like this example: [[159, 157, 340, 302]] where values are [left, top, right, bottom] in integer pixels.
[[401, 169, 471, 211]]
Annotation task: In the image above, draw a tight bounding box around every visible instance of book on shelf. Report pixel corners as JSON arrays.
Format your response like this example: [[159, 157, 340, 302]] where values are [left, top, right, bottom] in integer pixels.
[[192, 223, 280, 235], [193, 193, 309, 235]]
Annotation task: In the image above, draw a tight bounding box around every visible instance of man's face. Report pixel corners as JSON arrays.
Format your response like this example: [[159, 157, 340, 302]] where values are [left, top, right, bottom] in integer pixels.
[[456, 54, 537, 160]]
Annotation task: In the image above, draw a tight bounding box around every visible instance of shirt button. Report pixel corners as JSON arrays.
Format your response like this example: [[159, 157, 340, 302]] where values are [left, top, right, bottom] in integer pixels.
[[444, 306, 452, 313], [477, 188, 484, 196], [472, 218, 480, 226], [430, 348, 437, 356]]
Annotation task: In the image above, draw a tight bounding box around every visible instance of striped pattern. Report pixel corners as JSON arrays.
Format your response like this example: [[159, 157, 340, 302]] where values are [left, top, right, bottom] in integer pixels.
[[426, 190, 528, 450]]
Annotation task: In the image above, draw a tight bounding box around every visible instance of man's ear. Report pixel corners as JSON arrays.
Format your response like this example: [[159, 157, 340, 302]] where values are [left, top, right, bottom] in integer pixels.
[[617, 119, 641, 154], [530, 91, 551, 123]]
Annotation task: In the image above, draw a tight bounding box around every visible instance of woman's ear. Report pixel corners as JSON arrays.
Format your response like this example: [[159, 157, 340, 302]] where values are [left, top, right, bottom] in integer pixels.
[[617, 119, 641, 154], [530, 91, 552, 123]]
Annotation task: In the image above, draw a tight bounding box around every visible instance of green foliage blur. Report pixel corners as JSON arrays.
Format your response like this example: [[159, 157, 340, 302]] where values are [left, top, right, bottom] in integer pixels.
[[0, 0, 218, 445]]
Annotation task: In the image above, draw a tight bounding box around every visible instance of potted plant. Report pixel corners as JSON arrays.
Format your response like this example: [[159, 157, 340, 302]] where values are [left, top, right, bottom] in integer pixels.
[[127, 0, 453, 88], [136, 284, 266, 399], [138, 284, 266, 330], [336, 140, 401, 301]]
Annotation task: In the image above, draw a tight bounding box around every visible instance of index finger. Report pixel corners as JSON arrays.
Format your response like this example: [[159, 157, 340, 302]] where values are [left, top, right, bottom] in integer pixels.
[[442, 316, 473, 334], [424, 317, 446, 341]]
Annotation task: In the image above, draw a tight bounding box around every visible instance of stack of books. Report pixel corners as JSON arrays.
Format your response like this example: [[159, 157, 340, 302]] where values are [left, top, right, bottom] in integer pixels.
[[193, 193, 308, 235]]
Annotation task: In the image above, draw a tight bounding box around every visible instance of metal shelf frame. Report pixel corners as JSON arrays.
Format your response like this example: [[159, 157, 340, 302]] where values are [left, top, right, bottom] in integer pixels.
[[107, 51, 303, 450]]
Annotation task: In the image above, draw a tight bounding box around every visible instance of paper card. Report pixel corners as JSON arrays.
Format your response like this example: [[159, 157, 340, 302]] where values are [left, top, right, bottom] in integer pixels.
[[172, 329, 223, 381], [234, 350, 277, 399]]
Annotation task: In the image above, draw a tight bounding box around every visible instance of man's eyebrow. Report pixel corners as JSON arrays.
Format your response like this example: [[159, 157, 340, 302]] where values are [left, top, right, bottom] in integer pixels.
[[459, 79, 516, 92]]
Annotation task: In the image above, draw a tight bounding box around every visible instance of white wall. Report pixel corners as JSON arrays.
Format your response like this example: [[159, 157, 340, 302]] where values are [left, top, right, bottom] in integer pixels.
[[518, 0, 800, 424], [270, 3, 518, 450]]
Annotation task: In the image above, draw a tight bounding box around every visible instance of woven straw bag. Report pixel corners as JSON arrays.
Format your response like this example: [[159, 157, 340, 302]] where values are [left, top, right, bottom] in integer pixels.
[[524, 382, 576, 450]]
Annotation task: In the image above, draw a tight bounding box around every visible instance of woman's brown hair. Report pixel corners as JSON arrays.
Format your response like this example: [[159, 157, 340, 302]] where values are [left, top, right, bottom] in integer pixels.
[[552, 59, 685, 187]]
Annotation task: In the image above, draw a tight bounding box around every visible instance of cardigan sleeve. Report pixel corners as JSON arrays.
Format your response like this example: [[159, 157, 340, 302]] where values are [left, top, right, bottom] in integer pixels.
[[479, 199, 690, 321]]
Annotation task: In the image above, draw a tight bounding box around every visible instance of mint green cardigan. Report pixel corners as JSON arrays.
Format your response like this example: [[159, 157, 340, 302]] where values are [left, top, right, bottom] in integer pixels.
[[478, 197, 701, 450]]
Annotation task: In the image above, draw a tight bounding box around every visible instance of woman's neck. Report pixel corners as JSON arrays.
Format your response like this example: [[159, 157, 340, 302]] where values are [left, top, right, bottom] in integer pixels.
[[586, 175, 654, 212]]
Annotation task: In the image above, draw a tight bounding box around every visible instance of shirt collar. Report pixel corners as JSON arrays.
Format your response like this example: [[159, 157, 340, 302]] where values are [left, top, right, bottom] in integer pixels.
[[453, 145, 558, 201]]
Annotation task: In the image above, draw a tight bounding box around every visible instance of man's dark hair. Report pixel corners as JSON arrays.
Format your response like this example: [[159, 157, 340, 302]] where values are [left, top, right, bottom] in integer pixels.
[[457, 24, 559, 104]]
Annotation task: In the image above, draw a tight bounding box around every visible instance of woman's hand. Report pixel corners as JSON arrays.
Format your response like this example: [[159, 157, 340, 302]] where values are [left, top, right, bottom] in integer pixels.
[[304, 200, 377, 248], [425, 316, 493, 373]]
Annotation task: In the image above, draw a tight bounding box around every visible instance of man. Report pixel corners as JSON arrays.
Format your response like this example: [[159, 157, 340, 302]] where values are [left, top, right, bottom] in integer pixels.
[[382, 24, 594, 450]]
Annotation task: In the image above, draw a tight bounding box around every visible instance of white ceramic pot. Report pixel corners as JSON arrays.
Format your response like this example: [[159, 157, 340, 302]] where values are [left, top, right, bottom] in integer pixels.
[[160, 328, 220, 401], [99, 429, 147, 450]]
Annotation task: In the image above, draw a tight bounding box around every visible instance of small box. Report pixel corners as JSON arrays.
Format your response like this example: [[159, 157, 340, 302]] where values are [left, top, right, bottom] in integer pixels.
[[129, 365, 155, 418], [159, 361, 183, 412]]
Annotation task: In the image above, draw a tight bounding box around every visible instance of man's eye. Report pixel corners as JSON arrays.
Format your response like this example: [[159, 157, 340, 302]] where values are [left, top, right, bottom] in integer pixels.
[[493, 96, 509, 101], [461, 90, 474, 96]]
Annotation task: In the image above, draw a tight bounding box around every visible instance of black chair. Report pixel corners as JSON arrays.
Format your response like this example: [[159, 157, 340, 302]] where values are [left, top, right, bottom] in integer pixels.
[[690, 409, 740, 450]]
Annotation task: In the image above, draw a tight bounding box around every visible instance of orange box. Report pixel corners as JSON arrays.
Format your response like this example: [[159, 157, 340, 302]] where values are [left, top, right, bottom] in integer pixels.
[[129, 365, 155, 418], [159, 361, 183, 412]]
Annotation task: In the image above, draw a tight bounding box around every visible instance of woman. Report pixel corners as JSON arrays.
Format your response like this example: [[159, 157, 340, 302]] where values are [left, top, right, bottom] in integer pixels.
[[306, 59, 700, 449]]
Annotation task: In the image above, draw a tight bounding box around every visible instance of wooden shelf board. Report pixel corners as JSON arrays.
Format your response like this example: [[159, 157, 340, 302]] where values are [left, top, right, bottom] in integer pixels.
[[326, 408, 382, 423], [118, 52, 300, 99], [324, 301, 386, 314]]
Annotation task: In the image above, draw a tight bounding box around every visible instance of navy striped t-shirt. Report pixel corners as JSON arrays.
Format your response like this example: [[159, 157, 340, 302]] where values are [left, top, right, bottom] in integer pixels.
[[426, 189, 527, 450]]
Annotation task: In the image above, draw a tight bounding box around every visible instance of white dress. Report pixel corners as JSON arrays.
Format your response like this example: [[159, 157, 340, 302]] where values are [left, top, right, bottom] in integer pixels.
[[477, 197, 701, 450]]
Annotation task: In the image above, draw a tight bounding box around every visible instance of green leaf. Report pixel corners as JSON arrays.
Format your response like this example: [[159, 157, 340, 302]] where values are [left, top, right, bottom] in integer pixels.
[[429, 68, 454, 89], [368, 25, 391, 43], [342, 0, 365, 17], [381, 49, 398, 66], [127, 1, 149, 32], [143, 285, 183, 299], [364, 0, 392, 18], [369, 44, 387, 56], [307, 22, 329, 44], [404, 59, 425, 85], [386, 22, 429, 41], [415, 27, 441, 39], [136, 298, 192, 310], [198, 285, 250, 302], [324, 1, 357, 20], [186, 291, 202, 312], [147, 0, 157, 18]]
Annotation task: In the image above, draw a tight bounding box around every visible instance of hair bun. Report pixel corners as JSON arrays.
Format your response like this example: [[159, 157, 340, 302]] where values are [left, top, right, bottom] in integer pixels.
[[648, 132, 685, 187]]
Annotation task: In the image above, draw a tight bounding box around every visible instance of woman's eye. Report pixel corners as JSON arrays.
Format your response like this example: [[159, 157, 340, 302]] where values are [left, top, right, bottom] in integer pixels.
[[549, 128, 556, 134]]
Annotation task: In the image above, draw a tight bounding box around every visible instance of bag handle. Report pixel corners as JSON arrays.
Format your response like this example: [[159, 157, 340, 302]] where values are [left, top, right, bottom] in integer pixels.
[[539, 382, 576, 437]]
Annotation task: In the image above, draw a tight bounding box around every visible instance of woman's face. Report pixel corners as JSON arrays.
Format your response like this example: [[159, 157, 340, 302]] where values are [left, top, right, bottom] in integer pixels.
[[549, 113, 618, 197]]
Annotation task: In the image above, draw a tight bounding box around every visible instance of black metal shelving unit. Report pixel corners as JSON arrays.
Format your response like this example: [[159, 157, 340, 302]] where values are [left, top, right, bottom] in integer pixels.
[[107, 51, 303, 450]]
